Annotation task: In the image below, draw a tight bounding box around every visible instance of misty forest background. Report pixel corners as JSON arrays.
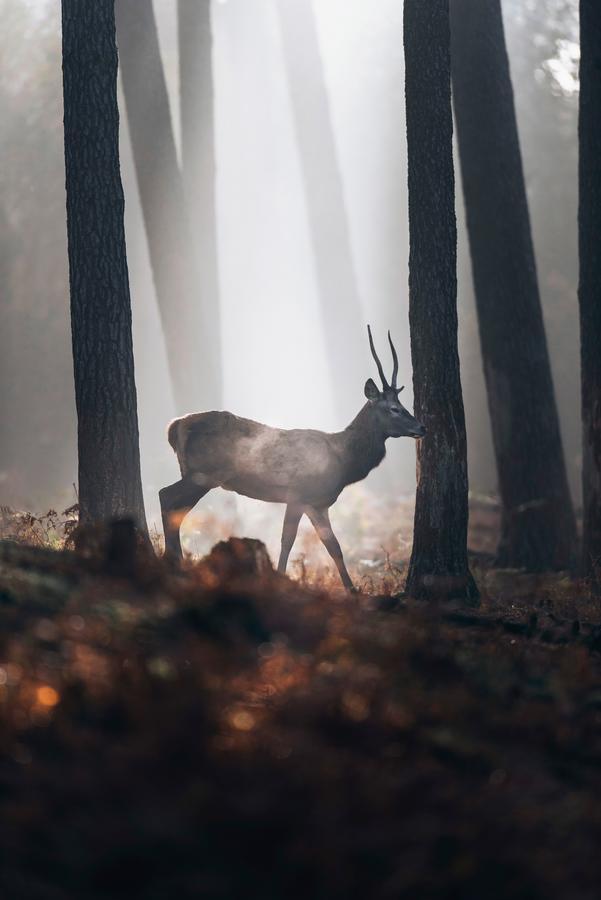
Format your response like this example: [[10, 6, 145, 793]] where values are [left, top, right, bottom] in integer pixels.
[[0, 0, 581, 565]]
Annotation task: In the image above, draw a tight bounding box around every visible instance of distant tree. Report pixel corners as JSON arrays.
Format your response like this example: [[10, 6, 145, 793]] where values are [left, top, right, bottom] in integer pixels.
[[404, 0, 478, 602], [0, 3, 76, 511], [115, 0, 221, 414], [62, 0, 147, 529], [276, 0, 364, 421], [178, 0, 221, 400], [450, 0, 576, 571], [579, 0, 601, 588]]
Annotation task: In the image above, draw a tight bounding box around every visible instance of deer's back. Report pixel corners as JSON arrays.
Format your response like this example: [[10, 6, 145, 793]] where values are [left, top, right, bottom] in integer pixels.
[[178, 411, 344, 505]]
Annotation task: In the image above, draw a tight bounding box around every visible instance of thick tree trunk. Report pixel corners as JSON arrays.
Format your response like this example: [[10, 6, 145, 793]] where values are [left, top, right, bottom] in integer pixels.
[[61, 0, 147, 530], [404, 0, 477, 603], [115, 0, 220, 414], [276, 0, 364, 422], [450, 0, 576, 571], [178, 0, 221, 401], [579, 0, 601, 589]]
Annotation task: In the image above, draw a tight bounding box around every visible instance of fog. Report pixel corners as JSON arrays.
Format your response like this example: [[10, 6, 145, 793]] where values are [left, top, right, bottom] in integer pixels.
[[0, 0, 580, 558]]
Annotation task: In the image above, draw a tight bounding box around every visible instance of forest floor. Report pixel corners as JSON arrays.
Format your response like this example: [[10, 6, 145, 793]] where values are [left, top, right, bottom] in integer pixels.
[[0, 504, 600, 899]]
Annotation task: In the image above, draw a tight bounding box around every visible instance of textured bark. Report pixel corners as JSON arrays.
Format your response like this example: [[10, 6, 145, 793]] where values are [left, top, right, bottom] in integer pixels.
[[579, 0, 601, 588], [178, 0, 221, 404], [61, 0, 147, 530], [115, 0, 220, 414], [276, 0, 364, 421], [451, 0, 576, 571], [404, 0, 477, 602]]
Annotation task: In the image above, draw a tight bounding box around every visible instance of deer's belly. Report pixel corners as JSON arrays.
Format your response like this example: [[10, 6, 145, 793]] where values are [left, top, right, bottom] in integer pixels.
[[219, 474, 290, 504], [218, 473, 342, 507]]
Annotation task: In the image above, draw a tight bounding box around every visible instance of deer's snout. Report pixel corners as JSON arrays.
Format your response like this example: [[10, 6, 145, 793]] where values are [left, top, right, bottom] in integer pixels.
[[412, 423, 427, 439]]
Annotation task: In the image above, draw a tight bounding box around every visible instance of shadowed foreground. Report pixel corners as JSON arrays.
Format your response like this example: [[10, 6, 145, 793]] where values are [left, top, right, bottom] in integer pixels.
[[0, 531, 600, 899]]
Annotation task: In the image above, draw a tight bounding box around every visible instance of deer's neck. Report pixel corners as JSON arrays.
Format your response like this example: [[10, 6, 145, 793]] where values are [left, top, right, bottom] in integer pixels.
[[337, 404, 387, 486]]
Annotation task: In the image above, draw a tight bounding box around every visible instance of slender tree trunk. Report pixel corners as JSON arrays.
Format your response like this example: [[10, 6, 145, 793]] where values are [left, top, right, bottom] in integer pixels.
[[579, 0, 601, 589], [178, 0, 221, 401], [404, 0, 477, 603], [0, 203, 16, 478], [115, 0, 221, 414], [276, 0, 364, 422], [62, 0, 147, 530], [450, 0, 576, 571]]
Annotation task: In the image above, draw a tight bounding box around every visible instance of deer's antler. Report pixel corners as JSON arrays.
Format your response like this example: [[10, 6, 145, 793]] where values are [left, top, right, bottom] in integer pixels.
[[367, 325, 389, 390], [388, 330, 399, 389]]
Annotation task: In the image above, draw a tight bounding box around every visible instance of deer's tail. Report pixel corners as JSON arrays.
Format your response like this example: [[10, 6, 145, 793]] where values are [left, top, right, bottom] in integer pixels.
[[167, 418, 181, 453], [166, 417, 191, 477]]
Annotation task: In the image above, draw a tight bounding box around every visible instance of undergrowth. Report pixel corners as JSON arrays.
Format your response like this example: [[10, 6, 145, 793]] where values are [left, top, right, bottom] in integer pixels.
[[0, 528, 600, 899]]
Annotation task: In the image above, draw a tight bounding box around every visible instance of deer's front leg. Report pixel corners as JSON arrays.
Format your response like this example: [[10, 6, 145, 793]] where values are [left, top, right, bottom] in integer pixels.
[[306, 506, 355, 591], [278, 504, 304, 574]]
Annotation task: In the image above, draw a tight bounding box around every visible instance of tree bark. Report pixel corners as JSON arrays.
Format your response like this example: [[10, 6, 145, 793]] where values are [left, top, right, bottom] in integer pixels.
[[115, 0, 221, 414], [276, 0, 364, 422], [61, 0, 147, 530], [450, 0, 576, 571], [579, 0, 601, 589], [178, 0, 221, 403], [404, 0, 478, 603]]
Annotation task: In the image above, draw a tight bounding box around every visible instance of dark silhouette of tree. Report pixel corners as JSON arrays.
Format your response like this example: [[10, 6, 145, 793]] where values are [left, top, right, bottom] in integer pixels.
[[276, 0, 364, 421], [404, 0, 477, 602], [61, 0, 147, 529], [451, 0, 576, 571], [579, 0, 601, 589], [178, 0, 221, 400], [115, 0, 221, 414]]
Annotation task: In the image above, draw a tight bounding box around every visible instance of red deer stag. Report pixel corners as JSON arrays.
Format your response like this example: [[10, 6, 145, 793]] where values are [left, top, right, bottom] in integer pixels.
[[160, 327, 425, 590]]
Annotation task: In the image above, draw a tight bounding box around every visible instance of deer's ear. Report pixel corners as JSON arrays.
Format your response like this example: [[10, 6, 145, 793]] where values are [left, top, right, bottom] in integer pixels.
[[364, 378, 380, 402]]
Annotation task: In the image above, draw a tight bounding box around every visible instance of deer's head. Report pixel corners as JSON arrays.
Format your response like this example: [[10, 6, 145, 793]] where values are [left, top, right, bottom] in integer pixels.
[[365, 326, 426, 439]]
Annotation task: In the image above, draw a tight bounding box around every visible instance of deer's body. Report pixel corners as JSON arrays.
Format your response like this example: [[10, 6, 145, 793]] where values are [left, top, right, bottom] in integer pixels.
[[160, 329, 425, 590], [169, 406, 386, 506]]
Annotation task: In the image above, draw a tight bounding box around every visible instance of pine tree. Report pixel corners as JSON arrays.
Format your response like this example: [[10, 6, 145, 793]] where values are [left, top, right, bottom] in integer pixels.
[[116, 0, 221, 414], [579, 0, 601, 588], [62, 0, 147, 529], [404, 0, 477, 602], [451, 0, 576, 571]]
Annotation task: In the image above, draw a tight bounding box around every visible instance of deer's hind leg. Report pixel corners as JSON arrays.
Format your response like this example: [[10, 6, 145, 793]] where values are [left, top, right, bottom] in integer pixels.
[[306, 506, 355, 591], [278, 504, 304, 575], [159, 476, 212, 559]]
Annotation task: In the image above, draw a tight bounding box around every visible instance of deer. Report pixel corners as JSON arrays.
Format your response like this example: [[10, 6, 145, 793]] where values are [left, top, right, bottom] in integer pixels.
[[159, 326, 426, 590]]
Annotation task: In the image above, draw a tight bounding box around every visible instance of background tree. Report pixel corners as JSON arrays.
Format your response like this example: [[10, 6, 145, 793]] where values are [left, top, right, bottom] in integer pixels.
[[115, 0, 221, 414], [579, 0, 601, 588], [450, 0, 576, 571], [404, 0, 477, 602], [0, 2, 76, 511], [62, 0, 146, 529], [276, 0, 364, 421], [178, 0, 221, 405]]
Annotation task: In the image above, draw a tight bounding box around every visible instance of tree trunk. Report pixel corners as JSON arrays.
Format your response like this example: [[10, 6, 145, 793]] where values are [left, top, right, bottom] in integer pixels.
[[276, 0, 364, 422], [61, 0, 147, 530], [115, 0, 221, 414], [404, 0, 477, 603], [450, 0, 576, 571], [178, 0, 221, 403], [579, 0, 601, 589]]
